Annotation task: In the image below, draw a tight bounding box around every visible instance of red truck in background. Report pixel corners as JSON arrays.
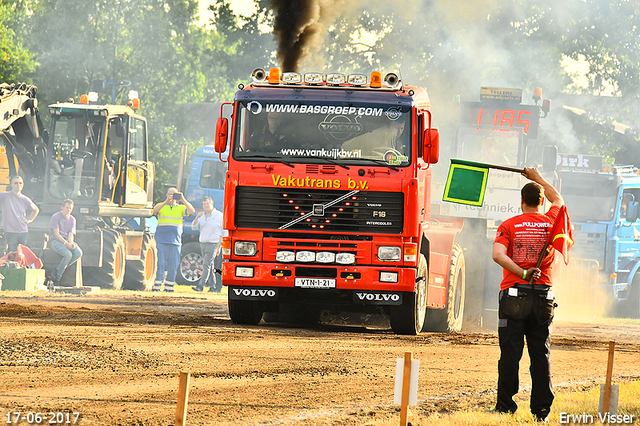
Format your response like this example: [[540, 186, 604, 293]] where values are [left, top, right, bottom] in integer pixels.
[[214, 68, 465, 335]]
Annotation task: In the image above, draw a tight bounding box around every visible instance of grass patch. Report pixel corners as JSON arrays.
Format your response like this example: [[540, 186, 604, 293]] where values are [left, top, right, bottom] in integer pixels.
[[411, 380, 640, 425]]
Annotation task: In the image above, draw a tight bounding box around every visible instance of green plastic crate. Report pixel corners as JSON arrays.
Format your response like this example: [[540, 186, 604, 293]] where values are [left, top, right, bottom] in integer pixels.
[[0, 267, 46, 291]]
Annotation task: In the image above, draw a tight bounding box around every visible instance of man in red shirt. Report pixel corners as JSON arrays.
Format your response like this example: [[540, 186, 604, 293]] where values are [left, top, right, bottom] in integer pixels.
[[492, 167, 563, 422]]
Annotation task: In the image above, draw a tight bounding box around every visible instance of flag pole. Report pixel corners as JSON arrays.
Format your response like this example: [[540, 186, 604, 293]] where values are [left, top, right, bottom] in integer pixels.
[[487, 164, 525, 174], [529, 243, 550, 284]]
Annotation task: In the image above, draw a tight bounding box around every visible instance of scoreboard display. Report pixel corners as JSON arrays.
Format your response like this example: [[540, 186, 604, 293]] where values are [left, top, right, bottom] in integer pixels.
[[460, 102, 541, 139]]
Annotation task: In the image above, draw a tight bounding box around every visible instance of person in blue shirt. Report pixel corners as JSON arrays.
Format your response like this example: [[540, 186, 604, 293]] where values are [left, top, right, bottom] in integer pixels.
[[191, 196, 226, 292]]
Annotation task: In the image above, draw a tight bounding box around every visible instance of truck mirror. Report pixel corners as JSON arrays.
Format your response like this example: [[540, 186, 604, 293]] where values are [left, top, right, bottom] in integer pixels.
[[542, 145, 557, 172], [215, 117, 228, 153], [424, 128, 439, 164], [626, 201, 638, 223]]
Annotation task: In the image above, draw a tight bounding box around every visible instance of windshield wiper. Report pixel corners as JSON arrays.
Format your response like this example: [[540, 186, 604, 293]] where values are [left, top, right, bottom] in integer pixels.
[[287, 155, 350, 170], [358, 158, 400, 171], [237, 153, 294, 168]]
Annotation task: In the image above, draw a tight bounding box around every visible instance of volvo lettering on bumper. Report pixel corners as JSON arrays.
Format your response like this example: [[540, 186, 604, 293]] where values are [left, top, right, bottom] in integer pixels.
[[353, 291, 403, 305]]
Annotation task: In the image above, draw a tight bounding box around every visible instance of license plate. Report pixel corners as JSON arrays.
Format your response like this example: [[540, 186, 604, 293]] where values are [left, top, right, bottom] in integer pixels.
[[294, 278, 336, 289]]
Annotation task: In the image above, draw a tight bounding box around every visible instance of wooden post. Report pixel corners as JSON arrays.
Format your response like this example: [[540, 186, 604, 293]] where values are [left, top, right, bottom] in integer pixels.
[[603, 341, 615, 414], [399, 352, 412, 426], [175, 371, 191, 426]]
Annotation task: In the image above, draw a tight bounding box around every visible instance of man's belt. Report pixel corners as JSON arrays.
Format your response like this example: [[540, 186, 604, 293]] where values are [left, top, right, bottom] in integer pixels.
[[513, 283, 551, 292]]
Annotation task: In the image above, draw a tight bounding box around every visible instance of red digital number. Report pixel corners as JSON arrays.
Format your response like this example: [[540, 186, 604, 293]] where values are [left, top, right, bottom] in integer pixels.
[[516, 110, 531, 133]]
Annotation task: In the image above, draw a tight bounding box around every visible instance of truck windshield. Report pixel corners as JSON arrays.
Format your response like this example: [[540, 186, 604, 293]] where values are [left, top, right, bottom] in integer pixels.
[[560, 173, 620, 222], [457, 127, 519, 166], [48, 114, 105, 200], [232, 101, 411, 167]]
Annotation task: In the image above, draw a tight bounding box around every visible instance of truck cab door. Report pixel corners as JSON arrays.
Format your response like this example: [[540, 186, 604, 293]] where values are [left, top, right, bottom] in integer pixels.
[[122, 116, 152, 207]]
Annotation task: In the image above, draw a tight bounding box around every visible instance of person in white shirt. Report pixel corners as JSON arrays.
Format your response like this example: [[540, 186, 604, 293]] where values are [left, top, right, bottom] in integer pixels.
[[191, 196, 225, 292]]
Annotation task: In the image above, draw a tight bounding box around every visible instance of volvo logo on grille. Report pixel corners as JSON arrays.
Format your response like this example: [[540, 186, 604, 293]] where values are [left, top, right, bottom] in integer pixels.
[[313, 204, 325, 216]]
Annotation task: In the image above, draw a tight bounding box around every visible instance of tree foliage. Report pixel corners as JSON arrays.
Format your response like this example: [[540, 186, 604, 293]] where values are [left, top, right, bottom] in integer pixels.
[[3, 0, 640, 188]]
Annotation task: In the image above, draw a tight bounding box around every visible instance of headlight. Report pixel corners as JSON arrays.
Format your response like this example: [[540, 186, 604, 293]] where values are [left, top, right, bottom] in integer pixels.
[[234, 241, 257, 256], [235, 266, 254, 278], [378, 246, 401, 261], [379, 271, 398, 283], [276, 251, 295, 262], [316, 251, 336, 263], [336, 253, 356, 264], [296, 251, 315, 262]]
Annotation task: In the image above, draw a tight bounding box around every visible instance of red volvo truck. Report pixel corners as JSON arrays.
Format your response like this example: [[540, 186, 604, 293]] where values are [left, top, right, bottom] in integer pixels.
[[214, 68, 465, 335]]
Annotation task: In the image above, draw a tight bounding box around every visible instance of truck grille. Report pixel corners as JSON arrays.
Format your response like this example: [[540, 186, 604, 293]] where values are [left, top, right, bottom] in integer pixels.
[[235, 187, 403, 234]]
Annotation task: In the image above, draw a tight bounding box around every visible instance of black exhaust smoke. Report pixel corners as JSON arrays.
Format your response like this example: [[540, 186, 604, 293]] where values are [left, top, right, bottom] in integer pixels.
[[268, 0, 339, 72]]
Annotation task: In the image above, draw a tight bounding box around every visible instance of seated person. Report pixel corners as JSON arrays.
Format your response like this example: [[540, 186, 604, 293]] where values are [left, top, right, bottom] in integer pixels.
[[477, 137, 511, 165], [342, 120, 406, 157], [245, 112, 287, 153], [621, 193, 634, 220]]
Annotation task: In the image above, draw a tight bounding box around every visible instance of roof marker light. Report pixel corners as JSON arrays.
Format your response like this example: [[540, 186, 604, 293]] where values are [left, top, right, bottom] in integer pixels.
[[347, 74, 367, 86], [326, 73, 346, 85], [268, 68, 280, 84], [304, 72, 324, 84], [384, 73, 400, 88], [282, 72, 302, 84], [80, 94, 89, 104], [370, 71, 382, 88], [251, 68, 267, 83]]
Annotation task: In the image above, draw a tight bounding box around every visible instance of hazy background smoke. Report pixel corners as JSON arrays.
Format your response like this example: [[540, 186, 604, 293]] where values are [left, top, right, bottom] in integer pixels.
[[269, 0, 346, 72]]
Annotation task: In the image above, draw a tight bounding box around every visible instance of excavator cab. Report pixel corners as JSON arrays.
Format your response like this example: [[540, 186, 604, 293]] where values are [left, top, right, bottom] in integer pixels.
[[44, 103, 154, 218]]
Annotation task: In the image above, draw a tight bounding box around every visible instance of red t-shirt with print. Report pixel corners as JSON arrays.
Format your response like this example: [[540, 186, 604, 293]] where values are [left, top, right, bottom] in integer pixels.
[[494, 205, 560, 291]]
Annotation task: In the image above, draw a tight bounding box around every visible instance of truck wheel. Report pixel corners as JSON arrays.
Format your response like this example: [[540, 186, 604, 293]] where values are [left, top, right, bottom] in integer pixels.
[[176, 242, 202, 285], [85, 230, 126, 290], [122, 234, 158, 291], [390, 253, 428, 335], [425, 243, 466, 333], [228, 296, 264, 325]]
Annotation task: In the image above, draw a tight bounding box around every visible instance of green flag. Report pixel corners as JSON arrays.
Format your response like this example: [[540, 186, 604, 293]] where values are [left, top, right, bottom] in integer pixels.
[[443, 159, 490, 206]]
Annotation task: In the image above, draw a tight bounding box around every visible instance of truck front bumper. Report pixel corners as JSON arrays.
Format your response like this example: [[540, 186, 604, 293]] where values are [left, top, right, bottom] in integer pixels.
[[222, 261, 416, 293]]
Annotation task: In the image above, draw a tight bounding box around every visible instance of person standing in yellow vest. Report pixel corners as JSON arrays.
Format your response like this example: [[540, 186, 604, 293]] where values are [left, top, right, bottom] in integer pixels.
[[152, 187, 195, 292]]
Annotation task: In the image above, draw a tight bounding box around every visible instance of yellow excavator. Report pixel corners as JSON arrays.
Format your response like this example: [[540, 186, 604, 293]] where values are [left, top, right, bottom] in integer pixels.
[[0, 83, 157, 290]]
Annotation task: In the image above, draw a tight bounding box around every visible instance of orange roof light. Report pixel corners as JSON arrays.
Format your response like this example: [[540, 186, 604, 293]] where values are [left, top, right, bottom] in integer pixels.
[[80, 94, 88, 104], [533, 87, 542, 101], [268, 68, 280, 84], [370, 71, 382, 88], [128, 98, 140, 110]]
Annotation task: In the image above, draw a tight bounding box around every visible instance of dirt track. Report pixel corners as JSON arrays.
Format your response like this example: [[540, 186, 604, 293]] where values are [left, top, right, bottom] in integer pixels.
[[0, 291, 639, 426]]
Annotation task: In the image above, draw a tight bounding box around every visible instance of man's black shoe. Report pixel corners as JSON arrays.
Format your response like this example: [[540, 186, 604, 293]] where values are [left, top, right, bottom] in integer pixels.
[[534, 414, 549, 423], [192, 286, 204, 292]]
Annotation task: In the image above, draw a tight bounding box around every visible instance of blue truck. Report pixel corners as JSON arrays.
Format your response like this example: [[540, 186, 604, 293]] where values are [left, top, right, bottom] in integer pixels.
[[176, 146, 227, 285], [557, 156, 640, 318]]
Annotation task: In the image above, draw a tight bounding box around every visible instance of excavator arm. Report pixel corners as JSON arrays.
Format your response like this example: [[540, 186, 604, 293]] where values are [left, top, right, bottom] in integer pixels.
[[0, 83, 46, 199]]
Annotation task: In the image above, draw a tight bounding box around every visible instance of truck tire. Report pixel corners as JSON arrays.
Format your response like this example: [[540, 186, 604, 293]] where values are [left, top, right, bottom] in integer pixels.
[[424, 243, 465, 333], [228, 296, 264, 325], [122, 234, 158, 291], [177, 242, 202, 285], [390, 253, 427, 335], [85, 230, 126, 290]]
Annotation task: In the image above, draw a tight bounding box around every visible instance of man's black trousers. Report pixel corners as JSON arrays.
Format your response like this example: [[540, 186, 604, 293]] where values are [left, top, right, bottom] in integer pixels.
[[495, 287, 555, 419]]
